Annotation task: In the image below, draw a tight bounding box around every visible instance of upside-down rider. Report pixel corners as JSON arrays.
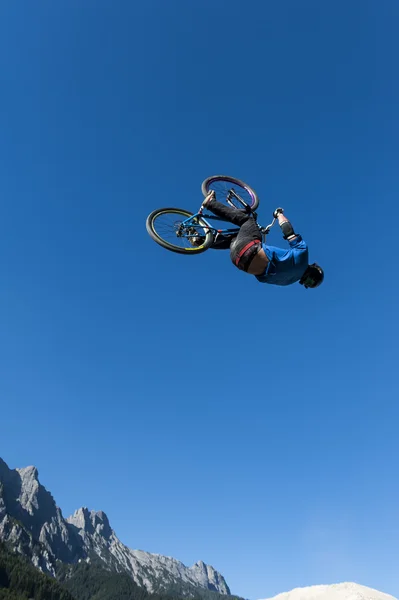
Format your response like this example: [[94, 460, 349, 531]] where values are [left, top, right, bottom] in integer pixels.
[[199, 190, 324, 288]]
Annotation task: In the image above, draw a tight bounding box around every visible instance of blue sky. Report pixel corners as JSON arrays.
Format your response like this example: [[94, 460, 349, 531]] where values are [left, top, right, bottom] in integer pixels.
[[0, 1, 398, 598]]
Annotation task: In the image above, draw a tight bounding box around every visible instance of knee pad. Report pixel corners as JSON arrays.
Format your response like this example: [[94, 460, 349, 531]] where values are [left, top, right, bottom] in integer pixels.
[[280, 220, 296, 240]]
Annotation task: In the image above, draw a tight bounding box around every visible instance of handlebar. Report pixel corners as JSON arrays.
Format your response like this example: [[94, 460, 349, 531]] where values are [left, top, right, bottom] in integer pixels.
[[260, 216, 277, 237]]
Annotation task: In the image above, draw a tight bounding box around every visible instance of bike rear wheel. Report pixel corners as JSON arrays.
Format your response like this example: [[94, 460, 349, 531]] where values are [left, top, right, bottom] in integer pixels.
[[201, 175, 259, 211], [146, 208, 214, 254]]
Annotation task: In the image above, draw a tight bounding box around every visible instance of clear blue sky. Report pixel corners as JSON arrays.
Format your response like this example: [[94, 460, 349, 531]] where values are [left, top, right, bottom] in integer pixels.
[[0, 1, 398, 599]]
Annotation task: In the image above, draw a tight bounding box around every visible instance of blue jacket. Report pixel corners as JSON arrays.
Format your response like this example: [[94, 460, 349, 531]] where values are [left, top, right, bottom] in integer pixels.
[[255, 235, 308, 286]]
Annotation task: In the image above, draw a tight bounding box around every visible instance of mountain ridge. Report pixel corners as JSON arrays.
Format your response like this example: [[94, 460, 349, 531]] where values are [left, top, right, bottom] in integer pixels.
[[0, 457, 230, 598]]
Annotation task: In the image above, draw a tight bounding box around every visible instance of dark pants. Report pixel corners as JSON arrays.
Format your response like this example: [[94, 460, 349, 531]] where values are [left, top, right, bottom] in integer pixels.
[[207, 199, 262, 270]]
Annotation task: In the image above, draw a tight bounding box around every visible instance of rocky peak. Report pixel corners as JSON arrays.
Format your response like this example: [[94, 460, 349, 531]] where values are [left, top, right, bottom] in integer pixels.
[[192, 560, 229, 593], [16, 466, 40, 515], [0, 457, 231, 598], [0, 458, 20, 491], [18, 465, 39, 479], [67, 508, 112, 540], [0, 459, 82, 566], [67, 507, 90, 530], [0, 459, 58, 529], [0, 458, 9, 474]]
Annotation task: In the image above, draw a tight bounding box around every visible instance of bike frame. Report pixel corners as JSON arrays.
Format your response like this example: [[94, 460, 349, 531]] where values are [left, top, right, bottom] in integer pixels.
[[181, 212, 239, 237], [180, 209, 277, 242]]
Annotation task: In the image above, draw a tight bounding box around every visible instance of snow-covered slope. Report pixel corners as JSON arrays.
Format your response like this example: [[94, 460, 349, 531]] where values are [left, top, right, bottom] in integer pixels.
[[259, 583, 396, 600]]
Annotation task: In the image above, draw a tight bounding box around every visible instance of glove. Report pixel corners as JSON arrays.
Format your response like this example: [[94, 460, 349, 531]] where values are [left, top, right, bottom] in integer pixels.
[[273, 207, 284, 218]]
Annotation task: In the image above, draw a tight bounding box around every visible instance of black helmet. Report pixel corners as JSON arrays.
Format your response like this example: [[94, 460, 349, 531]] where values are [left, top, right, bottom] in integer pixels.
[[299, 263, 324, 289]]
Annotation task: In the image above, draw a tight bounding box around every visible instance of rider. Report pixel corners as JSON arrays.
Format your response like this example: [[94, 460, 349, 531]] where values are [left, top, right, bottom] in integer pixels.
[[200, 191, 324, 288]]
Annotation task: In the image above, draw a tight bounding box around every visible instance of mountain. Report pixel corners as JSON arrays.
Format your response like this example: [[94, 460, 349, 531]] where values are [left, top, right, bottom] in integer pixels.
[[0, 541, 75, 600], [0, 457, 230, 598], [258, 583, 397, 600]]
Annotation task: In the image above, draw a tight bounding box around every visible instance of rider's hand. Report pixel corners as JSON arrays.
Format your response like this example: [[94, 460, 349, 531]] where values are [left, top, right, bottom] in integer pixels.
[[273, 207, 284, 218]]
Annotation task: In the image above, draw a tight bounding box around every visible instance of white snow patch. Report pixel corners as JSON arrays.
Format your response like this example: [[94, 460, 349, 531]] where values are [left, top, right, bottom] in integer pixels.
[[258, 583, 397, 600]]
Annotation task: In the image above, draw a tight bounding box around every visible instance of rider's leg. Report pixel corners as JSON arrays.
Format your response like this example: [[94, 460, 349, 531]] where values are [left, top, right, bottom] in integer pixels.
[[234, 217, 262, 245], [206, 197, 261, 246], [204, 193, 267, 273], [205, 197, 251, 227]]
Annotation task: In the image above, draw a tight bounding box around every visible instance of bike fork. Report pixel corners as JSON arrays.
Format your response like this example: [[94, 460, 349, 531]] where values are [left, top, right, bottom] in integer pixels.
[[226, 188, 246, 209], [227, 189, 256, 217]]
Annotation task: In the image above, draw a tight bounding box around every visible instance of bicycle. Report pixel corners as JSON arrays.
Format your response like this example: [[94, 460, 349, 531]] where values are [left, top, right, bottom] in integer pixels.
[[146, 175, 277, 254]]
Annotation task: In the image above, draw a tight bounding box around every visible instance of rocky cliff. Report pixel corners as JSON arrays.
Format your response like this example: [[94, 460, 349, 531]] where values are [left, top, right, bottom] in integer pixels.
[[0, 457, 230, 597]]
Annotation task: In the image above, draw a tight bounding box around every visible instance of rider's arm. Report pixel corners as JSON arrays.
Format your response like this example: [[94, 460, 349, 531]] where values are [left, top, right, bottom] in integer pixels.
[[276, 212, 300, 242]]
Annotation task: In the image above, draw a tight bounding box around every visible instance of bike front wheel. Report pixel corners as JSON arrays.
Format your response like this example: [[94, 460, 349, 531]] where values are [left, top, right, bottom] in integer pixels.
[[146, 208, 214, 254], [201, 175, 259, 211]]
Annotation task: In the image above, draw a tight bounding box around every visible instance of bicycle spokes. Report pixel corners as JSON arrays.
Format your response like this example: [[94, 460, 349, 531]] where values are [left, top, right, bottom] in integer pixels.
[[202, 175, 259, 211], [226, 188, 248, 209], [149, 210, 211, 252]]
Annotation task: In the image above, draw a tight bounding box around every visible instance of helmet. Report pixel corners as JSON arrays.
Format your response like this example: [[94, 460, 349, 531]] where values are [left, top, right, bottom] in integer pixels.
[[299, 263, 324, 289]]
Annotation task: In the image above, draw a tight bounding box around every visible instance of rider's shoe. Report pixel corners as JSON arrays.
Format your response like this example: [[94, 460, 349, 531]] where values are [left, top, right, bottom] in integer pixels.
[[202, 190, 215, 209], [273, 207, 284, 218]]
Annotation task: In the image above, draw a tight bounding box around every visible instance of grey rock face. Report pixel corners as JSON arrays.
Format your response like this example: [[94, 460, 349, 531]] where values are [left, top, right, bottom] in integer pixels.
[[67, 507, 112, 540], [65, 508, 230, 595], [0, 458, 82, 568], [192, 561, 229, 593], [0, 483, 6, 520], [0, 457, 230, 596]]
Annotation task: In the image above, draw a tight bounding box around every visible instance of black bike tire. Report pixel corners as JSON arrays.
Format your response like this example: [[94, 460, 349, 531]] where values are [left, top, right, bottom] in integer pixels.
[[146, 208, 214, 255], [201, 175, 260, 211]]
